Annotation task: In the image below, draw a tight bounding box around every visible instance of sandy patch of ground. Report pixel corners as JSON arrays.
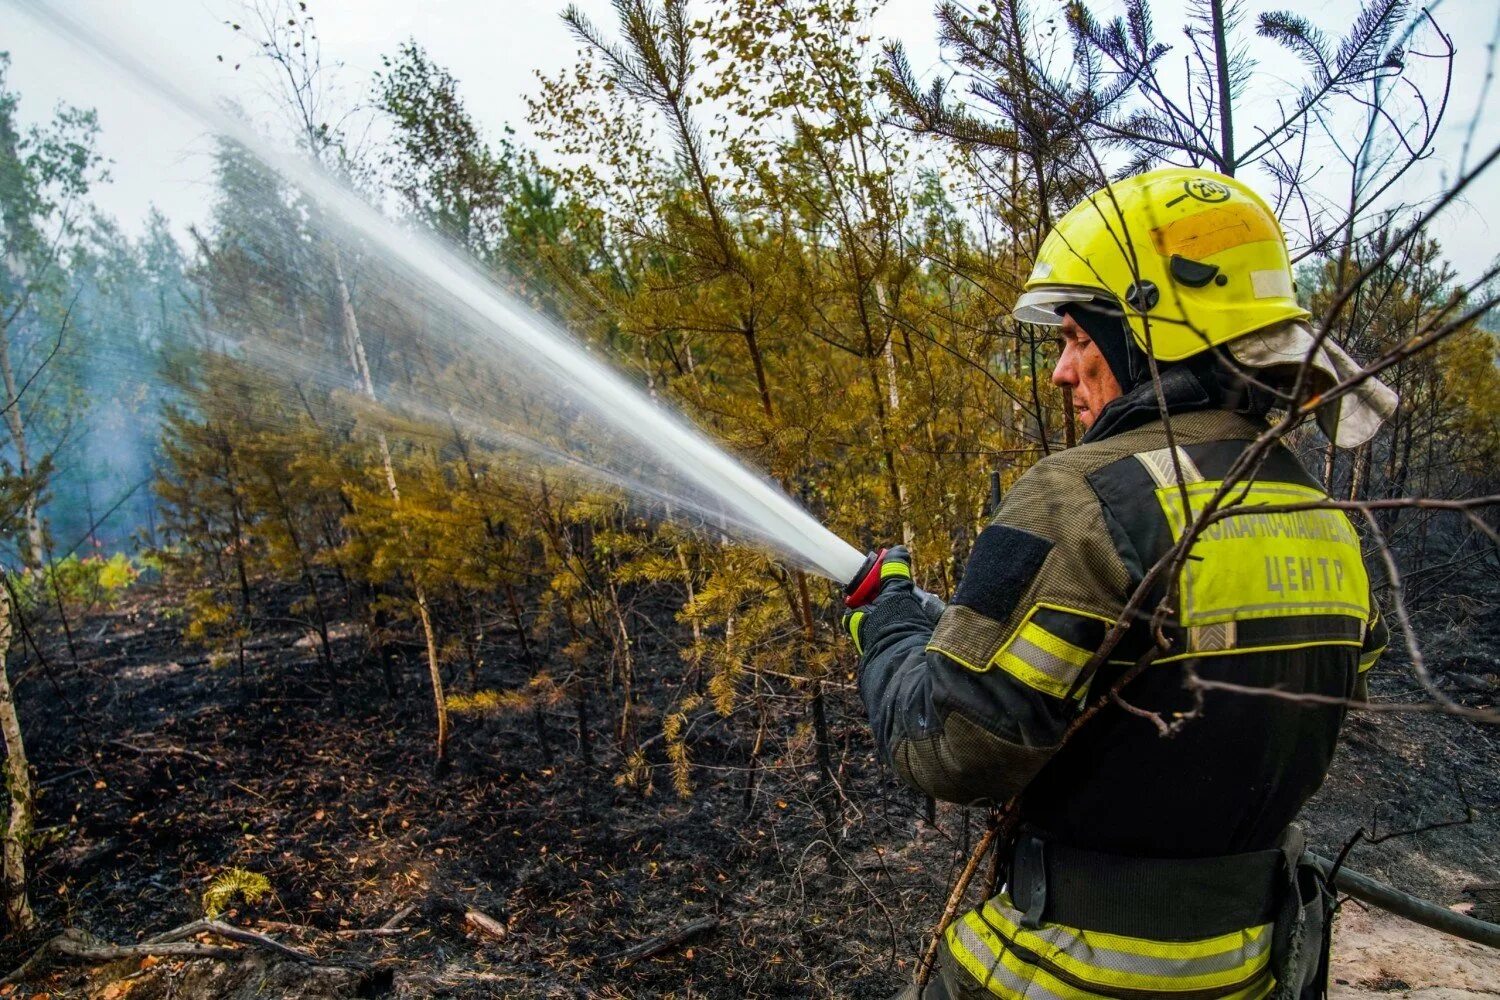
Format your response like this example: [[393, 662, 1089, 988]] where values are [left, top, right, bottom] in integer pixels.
[[1330, 904, 1500, 998]]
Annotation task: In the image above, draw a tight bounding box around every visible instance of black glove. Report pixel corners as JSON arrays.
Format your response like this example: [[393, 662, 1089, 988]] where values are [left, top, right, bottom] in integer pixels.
[[841, 545, 915, 655]]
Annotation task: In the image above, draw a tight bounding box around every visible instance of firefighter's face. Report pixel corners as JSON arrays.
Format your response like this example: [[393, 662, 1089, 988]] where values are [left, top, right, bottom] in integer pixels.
[[1051, 312, 1123, 430]]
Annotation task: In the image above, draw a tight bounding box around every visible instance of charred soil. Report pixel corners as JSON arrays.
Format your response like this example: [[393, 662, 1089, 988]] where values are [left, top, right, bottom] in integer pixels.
[[3, 580, 1497, 998]]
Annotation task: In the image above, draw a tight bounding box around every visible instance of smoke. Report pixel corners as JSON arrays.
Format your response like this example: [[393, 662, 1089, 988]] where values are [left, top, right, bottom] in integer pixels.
[[7, 0, 866, 584]]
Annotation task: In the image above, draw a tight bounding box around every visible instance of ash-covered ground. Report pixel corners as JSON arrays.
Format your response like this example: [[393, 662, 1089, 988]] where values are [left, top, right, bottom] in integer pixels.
[[4, 580, 1496, 998]]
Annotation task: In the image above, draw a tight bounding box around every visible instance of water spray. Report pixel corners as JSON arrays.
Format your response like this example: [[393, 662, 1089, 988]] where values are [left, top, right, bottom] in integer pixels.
[[10, 0, 871, 587]]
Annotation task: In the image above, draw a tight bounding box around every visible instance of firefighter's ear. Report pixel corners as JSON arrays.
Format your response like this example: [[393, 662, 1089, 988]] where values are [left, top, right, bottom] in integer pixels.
[[951, 524, 1052, 624]]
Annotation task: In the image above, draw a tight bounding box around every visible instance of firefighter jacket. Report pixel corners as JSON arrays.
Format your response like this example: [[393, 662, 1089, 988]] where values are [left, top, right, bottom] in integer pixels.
[[854, 395, 1388, 999]]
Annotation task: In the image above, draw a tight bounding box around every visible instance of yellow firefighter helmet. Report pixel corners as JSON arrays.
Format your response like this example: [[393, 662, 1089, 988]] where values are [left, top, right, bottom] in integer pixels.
[[1012, 167, 1310, 361]]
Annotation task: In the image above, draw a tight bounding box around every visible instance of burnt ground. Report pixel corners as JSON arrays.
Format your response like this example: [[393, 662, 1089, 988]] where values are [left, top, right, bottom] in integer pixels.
[[1, 579, 1497, 999]]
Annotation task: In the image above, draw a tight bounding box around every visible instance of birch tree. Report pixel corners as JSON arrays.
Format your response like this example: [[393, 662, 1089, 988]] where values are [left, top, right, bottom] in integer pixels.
[[235, 2, 454, 767], [0, 54, 103, 568]]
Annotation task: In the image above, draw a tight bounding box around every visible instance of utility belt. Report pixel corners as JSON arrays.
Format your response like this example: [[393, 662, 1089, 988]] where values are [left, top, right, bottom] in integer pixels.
[[1003, 826, 1335, 999]]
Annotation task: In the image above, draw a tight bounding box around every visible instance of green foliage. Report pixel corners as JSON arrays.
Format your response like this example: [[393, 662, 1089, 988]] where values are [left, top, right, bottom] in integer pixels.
[[181, 588, 242, 647], [377, 41, 532, 258], [13, 553, 147, 612], [447, 673, 562, 716], [202, 868, 272, 919], [1, 52, 111, 569]]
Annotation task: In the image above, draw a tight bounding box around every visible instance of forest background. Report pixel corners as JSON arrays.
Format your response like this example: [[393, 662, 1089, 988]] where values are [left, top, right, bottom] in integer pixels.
[[0, 0, 1498, 996]]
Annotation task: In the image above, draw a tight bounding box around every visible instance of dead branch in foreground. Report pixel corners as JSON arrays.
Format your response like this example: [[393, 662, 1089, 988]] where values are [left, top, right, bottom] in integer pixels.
[[254, 902, 420, 940], [147, 917, 317, 962], [915, 817, 1001, 988], [0, 916, 347, 988], [1309, 854, 1500, 948], [597, 915, 719, 966], [0, 929, 235, 988], [1185, 677, 1499, 724]]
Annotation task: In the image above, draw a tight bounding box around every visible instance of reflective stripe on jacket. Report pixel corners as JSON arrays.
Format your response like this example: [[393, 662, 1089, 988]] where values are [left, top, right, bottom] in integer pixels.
[[945, 894, 1276, 1000]]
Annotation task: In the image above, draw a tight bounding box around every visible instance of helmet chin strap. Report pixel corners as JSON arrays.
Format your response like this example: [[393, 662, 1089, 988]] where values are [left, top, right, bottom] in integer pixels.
[[1062, 303, 1153, 392]]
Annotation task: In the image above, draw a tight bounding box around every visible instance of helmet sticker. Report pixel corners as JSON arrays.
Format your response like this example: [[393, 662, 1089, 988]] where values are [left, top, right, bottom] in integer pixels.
[[1150, 202, 1280, 259], [1251, 269, 1294, 299], [1030, 261, 1053, 280], [1166, 177, 1232, 207]]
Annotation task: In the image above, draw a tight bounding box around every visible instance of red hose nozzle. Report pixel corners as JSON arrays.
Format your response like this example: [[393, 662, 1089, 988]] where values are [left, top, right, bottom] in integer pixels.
[[843, 548, 888, 608]]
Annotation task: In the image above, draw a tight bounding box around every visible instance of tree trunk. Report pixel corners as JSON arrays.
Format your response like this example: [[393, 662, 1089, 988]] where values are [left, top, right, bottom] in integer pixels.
[[413, 591, 448, 771], [795, 571, 837, 831], [608, 578, 635, 750], [1349, 442, 1370, 502], [0, 267, 46, 570], [332, 250, 448, 769], [873, 284, 914, 548], [1026, 333, 1051, 455], [741, 322, 777, 431], [223, 442, 254, 684], [574, 678, 593, 765], [265, 475, 336, 681], [675, 547, 704, 693], [862, 349, 907, 542], [1209, 0, 1236, 173], [0, 582, 36, 932]]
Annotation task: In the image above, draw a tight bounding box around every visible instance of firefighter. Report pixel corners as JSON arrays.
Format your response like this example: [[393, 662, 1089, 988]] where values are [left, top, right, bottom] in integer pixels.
[[843, 167, 1396, 999]]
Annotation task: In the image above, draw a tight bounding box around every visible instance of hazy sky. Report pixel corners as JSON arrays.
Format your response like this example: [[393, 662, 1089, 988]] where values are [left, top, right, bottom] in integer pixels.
[[2, 0, 1497, 281]]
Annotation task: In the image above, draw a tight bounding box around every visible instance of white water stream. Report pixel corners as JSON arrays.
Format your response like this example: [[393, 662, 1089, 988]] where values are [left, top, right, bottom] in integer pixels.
[[12, 0, 867, 585]]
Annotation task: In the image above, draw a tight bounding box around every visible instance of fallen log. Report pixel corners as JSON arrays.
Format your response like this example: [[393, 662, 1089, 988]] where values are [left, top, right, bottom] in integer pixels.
[[1310, 854, 1500, 949], [0, 928, 236, 988], [54, 932, 238, 963], [1, 916, 328, 989]]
